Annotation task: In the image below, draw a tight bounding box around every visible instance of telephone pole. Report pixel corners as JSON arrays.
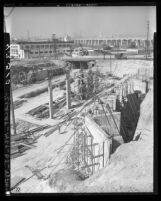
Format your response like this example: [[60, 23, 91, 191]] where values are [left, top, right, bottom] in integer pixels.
[[110, 53, 112, 74], [146, 20, 150, 59]]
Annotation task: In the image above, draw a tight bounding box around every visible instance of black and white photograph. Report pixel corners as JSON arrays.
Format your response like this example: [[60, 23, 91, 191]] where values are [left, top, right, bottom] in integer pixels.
[[4, 5, 156, 194]]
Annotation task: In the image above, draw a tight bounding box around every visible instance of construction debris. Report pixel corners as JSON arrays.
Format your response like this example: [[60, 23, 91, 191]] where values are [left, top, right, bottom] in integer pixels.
[[13, 99, 27, 109], [11, 125, 50, 157], [10, 55, 153, 193]]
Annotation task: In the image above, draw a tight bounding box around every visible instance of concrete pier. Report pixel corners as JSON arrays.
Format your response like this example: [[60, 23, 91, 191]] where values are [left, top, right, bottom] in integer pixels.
[[66, 70, 71, 110], [48, 71, 54, 119]]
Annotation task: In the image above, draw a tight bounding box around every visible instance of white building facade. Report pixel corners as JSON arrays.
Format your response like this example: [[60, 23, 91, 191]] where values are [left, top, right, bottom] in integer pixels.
[[10, 44, 24, 59]]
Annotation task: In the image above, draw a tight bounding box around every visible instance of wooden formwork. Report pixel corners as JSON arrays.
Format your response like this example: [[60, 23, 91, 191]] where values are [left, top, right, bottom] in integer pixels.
[[66, 118, 107, 178]]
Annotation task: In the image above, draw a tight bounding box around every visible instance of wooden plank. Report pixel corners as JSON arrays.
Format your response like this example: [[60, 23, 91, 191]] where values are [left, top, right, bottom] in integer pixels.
[[85, 143, 99, 147], [93, 154, 104, 159], [81, 162, 99, 169], [11, 146, 30, 155], [11, 176, 26, 190], [11, 125, 50, 141], [44, 127, 58, 137], [25, 165, 45, 180], [11, 135, 27, 142], [27, 105, 47, 115], [11, 138, 35, 146], [18, 143, 35, 148], [11, 152, 26, 159]]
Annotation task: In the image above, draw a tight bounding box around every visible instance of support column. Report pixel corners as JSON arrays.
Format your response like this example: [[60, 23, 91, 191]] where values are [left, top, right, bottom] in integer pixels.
[[144, 40, 146, 48], [66, 70, 71, 110], [47, 70, 53, 119], [10, 85, 16, 135], [121, 39, 123, 47]]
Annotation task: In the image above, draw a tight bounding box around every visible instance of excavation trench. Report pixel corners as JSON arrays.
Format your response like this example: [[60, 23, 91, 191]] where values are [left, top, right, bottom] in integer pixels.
[[48, 85, 153, 192], [61, 76, 151, 181], [10, 74, 152, 192]]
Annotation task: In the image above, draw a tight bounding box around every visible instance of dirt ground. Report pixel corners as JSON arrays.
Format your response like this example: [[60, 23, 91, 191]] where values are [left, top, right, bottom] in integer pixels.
[[11, 59, 153, 193]]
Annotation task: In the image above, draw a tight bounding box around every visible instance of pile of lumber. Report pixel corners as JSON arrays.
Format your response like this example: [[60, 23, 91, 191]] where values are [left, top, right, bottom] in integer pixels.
[[13, 99, 27, 109], [57, 109, 77, 121], [27, 95, 66, 119], [44, 110, 77, 137], [27, 105, 48, 116], [11, 125, 50, 157]]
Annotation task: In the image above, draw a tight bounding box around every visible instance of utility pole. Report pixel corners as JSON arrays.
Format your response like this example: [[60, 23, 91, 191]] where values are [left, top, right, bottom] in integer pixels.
[[47, 70, 53, 119], [110, 53, 112, 74], [146, 20, 150, 59], [10, 84, 16, 135], [53, 38, 57, 59]]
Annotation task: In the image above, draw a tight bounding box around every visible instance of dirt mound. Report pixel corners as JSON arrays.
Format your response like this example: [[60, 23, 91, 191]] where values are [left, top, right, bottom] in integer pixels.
[[73, 140, 153, 192]]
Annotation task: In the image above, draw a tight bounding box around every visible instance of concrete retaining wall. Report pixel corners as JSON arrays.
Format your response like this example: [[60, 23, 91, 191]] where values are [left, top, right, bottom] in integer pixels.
[[93, 112, 121, 136], [84, 116, 111, 169]]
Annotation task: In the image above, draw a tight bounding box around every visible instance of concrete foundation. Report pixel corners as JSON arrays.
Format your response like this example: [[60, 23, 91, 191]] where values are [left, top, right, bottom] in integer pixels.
[[101, 94, 117, 111], [93, 112, 121, 136], [84, 116, 112, 169]]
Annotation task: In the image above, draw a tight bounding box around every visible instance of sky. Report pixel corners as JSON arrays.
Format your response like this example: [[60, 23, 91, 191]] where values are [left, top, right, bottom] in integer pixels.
[[4, 6, 156, 39]]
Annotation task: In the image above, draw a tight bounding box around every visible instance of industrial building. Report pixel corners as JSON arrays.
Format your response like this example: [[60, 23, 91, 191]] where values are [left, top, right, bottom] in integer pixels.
[[16, 34, 74, 59], [10, 44, 24, 59], [13, 34, 154, 59], [74, 37, 153, 49]]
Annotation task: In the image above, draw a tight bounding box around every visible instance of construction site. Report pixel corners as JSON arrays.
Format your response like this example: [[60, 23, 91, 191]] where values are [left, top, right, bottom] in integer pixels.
[[10, 55, 154, 193], [5, 5, 156, 194]]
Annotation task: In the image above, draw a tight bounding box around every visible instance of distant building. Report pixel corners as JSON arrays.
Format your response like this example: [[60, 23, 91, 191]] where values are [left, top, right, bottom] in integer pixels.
[[73, 37, 153, 49], [17, 34, 74, 58], [10, 44, 24, 59]]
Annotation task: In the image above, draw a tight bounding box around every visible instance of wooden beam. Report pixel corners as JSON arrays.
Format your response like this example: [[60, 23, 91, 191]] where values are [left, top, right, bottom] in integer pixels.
[[81, 162, 99, 169], [18, 143, 35, 148], [11, 177, 26, 191], [92, 154, 104, 159]]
